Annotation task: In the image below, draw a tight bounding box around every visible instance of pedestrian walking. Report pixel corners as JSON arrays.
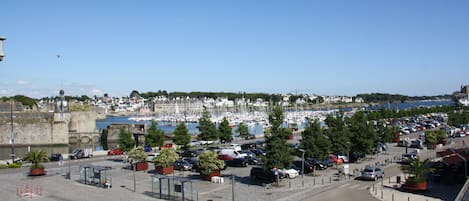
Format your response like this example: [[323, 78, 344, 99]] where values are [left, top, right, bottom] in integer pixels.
[[58, 154, 63, 167]]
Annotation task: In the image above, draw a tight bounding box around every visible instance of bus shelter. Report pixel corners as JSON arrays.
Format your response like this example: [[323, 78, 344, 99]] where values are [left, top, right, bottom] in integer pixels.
[[79, 165, 112, 188], [151, 175, 194, 201]]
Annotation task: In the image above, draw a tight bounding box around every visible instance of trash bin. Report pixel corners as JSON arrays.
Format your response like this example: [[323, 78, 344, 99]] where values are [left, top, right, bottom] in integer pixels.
[[396, 176, 401, 184]]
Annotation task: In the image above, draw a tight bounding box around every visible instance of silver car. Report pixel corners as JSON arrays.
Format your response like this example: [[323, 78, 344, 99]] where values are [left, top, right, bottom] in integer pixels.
[[361, 167, 384, 181]]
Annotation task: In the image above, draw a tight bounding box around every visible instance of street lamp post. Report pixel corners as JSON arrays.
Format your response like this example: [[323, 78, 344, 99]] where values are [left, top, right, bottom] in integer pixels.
[[299, 149, 305, 187]]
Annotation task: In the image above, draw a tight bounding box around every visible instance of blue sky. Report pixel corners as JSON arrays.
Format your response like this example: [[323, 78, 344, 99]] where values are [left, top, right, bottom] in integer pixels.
[[1, 1, 468, 98]]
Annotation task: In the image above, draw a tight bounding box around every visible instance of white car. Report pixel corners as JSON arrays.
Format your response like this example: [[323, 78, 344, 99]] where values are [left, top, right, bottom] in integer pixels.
[[146, 153, 159, 162], [279, 168, 299, 179]]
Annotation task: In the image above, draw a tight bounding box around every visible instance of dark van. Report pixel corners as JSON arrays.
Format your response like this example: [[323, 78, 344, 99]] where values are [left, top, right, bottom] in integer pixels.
[[250, 167, 278, 183]]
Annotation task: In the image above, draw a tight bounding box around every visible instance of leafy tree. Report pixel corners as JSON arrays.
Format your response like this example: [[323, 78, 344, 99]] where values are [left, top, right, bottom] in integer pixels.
[[301, 120, 331, 159], [218, 117, 233, 143], [262, 106, 293, 170], [235, 122, 250, 139], [348, 111, 377, 154], [377, 122, 399, 143], [198, 107, 219, 141], [173, 122, 191, 147], [118, 129, 135, 152], [324, 112, 350, 155], [146, 120, 165, 148]]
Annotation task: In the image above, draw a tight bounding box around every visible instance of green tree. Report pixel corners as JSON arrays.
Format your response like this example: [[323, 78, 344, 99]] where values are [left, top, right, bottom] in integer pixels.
[[118, 129, 135, 152], [146, 120, 165, 148], [218, 117, 233, 143], [348, 111, 377, 154], [262, 106, 293, 170], [377, 122, 399, 143], [301, 120, 331, 159], [198, 107, 219, 141], [173, 122, 191, 147], [236, 122, 250, 139], [324, 112, 350, 154]]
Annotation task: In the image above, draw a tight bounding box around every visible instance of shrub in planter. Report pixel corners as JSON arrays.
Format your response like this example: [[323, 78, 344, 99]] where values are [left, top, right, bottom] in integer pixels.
[[128, 146, 148, 171], [8, 163, 22, 168], [24, 150, 48, 176], [400, 158, 432, 191], [153, 148, 178, 174], [198, 151, 225, 180]]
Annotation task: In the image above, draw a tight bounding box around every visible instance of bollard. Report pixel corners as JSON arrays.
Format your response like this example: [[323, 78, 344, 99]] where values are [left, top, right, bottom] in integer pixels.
[[289, 178, 291, 189], [381, 190, 383, 199], [408, 196, 410, 201], [392, 193, 394, 201]]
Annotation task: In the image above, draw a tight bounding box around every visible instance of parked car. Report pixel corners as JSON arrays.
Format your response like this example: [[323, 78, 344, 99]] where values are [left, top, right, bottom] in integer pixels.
[[250, 167, 278, 183], [349, 152, 366, 163], [49, 153, 63, 161], [320, 158, 334, 167], [361, 167, 384, 181], [306, 158, 327, 170], [107, 148, 124, 155], [245, 134, 256, 140], [292, 160, 315, 174], [278, 168, 299, 179], [397, 140, 409, 147], [239, 150, 256, 158], [328, 154, 343, 165], [225, 157, 248, 167], [251, 149, 266, 156], [144, 145, 152, 152], [400, 153, 417, 164], [409, 140, 423, 149], [146, 153, 159, 162], [177, 150, 198, 158], [245, 156, 261, 165], [71, 148, 93, 159], [173, 159, 193, 171], [185, 158, 201, 172]]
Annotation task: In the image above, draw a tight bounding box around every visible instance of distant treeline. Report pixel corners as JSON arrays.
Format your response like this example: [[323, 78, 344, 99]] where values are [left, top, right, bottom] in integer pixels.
[[140, 90, 284, 102], [357, 93, 451, 103], [0, 95, 37, 109]]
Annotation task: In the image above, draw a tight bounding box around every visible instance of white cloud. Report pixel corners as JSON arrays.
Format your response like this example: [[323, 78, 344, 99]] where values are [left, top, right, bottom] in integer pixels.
[[91, 89, 103, 95], [16, 80, 29, 85]]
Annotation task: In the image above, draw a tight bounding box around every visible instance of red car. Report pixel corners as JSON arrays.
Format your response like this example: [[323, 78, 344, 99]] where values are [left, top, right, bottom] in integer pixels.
[[107, 148, 124, 155]]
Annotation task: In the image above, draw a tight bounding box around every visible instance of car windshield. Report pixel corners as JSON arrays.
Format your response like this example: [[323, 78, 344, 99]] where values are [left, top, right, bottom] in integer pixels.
[[363, 169, 374, 172]]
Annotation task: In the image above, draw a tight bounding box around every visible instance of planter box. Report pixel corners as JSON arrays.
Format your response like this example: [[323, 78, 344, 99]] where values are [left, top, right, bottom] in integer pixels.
[[29, 168, 45, 176], [201, 171, 221, 181], [155, 165, 174, 175], [135, 162, 148, 171], [404, 181, 428, 191]]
